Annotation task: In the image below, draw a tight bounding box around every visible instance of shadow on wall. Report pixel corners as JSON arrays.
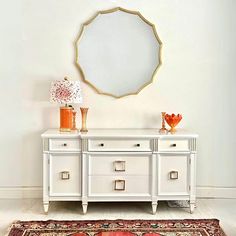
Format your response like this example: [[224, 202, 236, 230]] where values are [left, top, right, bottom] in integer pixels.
[[32, 79, 59, 128], [42, 106, 58, 129], [19, 79, 60, 193], [144, 113, 161, 128]]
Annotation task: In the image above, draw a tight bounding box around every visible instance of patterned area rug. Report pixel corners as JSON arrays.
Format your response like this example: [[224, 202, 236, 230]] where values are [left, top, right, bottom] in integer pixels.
[[8, 219, 226, 236]]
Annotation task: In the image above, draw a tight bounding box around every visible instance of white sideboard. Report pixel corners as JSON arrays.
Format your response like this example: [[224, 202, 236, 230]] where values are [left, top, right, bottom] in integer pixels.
[[42, 129, 198, 214]]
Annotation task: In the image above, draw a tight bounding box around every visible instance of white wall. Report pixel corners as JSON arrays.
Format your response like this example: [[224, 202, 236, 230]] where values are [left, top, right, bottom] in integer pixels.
[[0, 0, 235, 197]]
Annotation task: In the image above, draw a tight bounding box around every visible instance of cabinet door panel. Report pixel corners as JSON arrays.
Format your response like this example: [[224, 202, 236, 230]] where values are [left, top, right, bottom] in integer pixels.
[[49, 154, 81, 197], [158, 154, 189, 196]]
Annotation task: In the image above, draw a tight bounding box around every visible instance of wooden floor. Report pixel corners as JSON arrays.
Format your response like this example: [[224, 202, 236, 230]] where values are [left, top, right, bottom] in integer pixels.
[[0, 199, 235, 236]]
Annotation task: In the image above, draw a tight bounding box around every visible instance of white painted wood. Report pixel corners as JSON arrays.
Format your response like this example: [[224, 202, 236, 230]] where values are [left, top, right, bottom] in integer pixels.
[[1, 186, 236, 199], [190, 202, 195, 214], [41, 129, 80, 138], [152, 201, 158, 214], [41, 129, 198, 214], [48, 196, 81, 201], [88, 139, 152, 152], [82, 202, 88, 214], [88, 175, 151, 197], [158, 139, 189, 152], [43, 202, 49, 213], [49, 139, 81, 152], [82, 152, 88, 214], [87, 196, 152, 201], [49, 154, 81, 197], [78, 129, 198, 138], [189, 153, 197, 213], [158, 154, 189, 196], [88, 153, 151, 176], [157, 195, 190, 200], [43, 153, 49, 213]]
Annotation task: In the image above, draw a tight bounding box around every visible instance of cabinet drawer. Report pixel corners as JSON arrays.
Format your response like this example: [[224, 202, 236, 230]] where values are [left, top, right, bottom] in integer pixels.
[[89, 176, 151, 196], [158, 154, 189, 195], [158, 139, 189, 152], [88, 139, 152, 152], [89, 154, 151, 176], [49, 138, 81, 151], [49, 154, 81, 196]]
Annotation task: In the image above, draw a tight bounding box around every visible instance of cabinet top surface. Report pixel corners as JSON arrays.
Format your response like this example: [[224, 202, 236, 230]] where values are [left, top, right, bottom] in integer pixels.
[[41, 129, 198, 138]]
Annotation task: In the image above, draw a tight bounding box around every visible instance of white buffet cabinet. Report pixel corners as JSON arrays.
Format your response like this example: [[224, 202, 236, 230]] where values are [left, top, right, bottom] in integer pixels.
[[41, 129, 198, 214]]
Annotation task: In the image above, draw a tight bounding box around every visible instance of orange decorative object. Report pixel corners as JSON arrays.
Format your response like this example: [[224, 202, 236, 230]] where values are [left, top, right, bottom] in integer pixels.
[[159, 112, 168, 134], [71, 110, 77, 130], [80, 107, 89, 132], [164, 113, 182, 133], [60, 106, 73, 132]]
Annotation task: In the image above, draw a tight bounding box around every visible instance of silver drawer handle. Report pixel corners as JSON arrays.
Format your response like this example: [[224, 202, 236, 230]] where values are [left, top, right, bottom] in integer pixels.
[[114, 161, 126, 172], [170, 143, 177, 147], [61, 171, 70, 180], [169, 171, 178, 180], [114, 180, 125, 191]]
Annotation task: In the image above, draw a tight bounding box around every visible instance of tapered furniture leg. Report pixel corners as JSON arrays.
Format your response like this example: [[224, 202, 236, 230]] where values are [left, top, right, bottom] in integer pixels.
[[152, 201, 158, 214], [43, 202, 49, 214], [190, 202, 195, 214], [82, 202, 88, 214]]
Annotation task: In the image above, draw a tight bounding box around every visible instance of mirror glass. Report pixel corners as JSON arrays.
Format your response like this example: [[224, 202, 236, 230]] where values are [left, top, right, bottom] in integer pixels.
[[76, 8, 162, 98]]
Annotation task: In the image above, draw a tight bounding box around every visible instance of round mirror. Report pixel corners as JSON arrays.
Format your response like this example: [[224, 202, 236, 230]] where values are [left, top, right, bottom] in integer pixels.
[[75, 7, 162, 98]]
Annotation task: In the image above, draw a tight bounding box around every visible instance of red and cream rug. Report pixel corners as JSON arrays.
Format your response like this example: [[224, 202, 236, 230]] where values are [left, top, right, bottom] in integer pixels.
[[8, 219, 226, 236]]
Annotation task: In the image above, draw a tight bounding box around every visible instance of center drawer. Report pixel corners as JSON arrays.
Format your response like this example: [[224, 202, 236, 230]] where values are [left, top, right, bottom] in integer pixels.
[[88, 139, 152, 152], [88, 175, 151, 196], [88, 154, 151, 176]]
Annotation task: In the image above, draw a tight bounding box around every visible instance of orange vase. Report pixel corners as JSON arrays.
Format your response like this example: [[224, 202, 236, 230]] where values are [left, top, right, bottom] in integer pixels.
[[71, 111, 77, 130], [164, 113, 182, 133], [80, 107, 89, 132], [60, 106, 73, 132]]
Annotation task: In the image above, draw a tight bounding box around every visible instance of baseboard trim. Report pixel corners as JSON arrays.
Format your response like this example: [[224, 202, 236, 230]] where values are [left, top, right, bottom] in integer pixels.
[[0, 186, 235, 199], [0, 187, 42, 199], [196, 186, 236, 199]]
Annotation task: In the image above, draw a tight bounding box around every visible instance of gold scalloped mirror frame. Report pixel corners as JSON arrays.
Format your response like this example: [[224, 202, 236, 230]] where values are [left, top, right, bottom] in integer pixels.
[[75, 7, 162, 98]]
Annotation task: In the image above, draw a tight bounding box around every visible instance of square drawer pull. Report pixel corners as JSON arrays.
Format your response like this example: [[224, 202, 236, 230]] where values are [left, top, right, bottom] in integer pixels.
[[114, 180, 125, 191], [169, 171, 178, 180], [114, 161, 126, 172], [61, 171, 70, 180]]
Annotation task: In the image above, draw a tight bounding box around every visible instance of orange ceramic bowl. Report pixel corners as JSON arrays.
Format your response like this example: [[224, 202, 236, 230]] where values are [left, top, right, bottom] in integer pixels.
[[164, 113, 182, 133]]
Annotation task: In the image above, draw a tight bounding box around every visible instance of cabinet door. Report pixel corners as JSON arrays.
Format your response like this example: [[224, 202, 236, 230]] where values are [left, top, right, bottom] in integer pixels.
[[49, 154, 81, 197], [158, 154, 189, 196]]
